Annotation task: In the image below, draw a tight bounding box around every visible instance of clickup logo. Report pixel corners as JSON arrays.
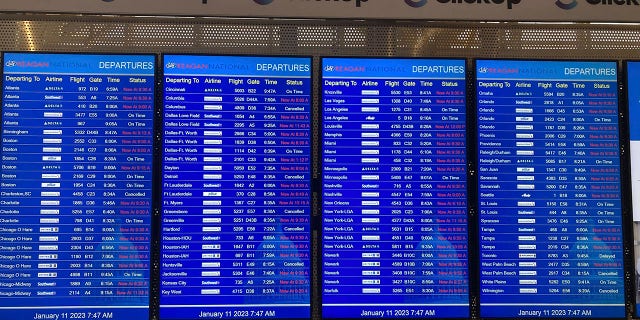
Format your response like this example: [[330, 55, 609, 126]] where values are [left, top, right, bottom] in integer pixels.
[[556, 0, 578, 9], [254, 0, 275, 4], [405, 0, 428, 7]]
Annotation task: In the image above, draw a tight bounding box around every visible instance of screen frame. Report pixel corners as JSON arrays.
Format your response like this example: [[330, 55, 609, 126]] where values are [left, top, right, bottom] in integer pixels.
[[622, 60, 638, 320], [157, 53, 314, 320], [319, 56, 473, 320], [0, 50, 158, 320], [473, 58, 628, 320]]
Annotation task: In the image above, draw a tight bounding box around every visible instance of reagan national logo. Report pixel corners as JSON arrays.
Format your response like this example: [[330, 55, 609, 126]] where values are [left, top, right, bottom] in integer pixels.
[[4, 60, 49, 68]]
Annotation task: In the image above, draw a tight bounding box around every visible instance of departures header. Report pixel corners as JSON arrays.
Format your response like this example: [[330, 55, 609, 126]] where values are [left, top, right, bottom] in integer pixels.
[[4, 53, 155, 75], [164, 55, 311, 77], [477, 60, 617, 81], [323, 58, 465, 79]]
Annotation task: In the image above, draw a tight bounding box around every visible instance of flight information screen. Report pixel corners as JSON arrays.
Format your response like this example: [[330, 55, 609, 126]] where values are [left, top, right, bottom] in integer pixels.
[[627, 62, 640, 318], [322, 58, 469, 319], [0, 53, 154, 320], [160, 55, 311, 319], [476, 60, 624, 318]]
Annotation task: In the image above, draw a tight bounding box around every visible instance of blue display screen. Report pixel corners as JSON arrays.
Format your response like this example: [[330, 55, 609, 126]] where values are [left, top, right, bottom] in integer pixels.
[[321, 58, 470, 319], [160, 55, 311, 319], [476, 60, 624, 318], [627, 62, 640, 318], [0, 53, 154, 320]]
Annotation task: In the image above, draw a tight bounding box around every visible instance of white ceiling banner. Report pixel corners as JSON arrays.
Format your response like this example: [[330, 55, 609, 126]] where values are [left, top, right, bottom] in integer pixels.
[[0, 0, 639, 22]]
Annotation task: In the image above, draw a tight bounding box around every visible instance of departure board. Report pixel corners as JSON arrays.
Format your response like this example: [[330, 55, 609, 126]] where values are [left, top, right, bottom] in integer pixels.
[[627, 61, 640, 318], [160, 55, 311, 319], [0, 53, 154, 320], [322, 58, 469, 319], [476, 60, 624, 318]]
